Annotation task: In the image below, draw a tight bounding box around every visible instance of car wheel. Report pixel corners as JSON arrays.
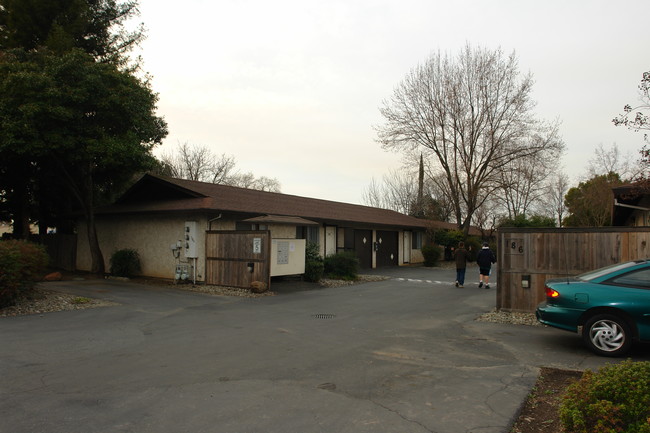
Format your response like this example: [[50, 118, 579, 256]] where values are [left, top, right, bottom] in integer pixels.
[[582, 314, 632, 357]]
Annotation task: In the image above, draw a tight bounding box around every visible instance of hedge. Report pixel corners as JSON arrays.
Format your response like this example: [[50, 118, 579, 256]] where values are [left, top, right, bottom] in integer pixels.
[[0, 240, 49, 308]]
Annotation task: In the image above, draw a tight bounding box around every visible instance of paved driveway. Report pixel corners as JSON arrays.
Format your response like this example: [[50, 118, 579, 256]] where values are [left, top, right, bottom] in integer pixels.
[[2, 266, 649, 433]]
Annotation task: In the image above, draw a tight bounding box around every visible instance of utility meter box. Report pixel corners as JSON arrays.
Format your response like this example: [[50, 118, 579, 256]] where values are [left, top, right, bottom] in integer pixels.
[[270, 239, 306, 277], [184, 221, 198, 258]]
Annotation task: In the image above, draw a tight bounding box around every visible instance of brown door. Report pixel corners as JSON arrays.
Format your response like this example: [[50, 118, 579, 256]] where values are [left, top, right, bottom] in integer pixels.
[[354, 230, 372, 269], [376, 231, 398, 267]]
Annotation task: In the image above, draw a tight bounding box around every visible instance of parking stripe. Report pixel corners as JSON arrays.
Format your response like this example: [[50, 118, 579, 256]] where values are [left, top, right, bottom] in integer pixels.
[[393, 278, 497, 286]]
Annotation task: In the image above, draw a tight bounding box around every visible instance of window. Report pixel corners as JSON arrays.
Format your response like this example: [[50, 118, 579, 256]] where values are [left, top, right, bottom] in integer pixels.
[[609, 268, 650, 288], [296, 226, 319, 244], [578, 261, 642, 281], [344, 228, 354, 251], [412, 231, 423, 249]]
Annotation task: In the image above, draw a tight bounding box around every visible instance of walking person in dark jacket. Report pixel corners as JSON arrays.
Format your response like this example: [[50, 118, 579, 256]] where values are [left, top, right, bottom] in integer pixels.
[[477, 242, 496, 289], [453, 241, 469, 288]]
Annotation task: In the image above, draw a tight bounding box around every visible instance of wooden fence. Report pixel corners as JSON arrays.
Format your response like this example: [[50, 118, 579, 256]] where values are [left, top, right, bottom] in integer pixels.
[[497, 227, 650, 312], [205, 230, 271, 289], [35, 234, 77, 271]]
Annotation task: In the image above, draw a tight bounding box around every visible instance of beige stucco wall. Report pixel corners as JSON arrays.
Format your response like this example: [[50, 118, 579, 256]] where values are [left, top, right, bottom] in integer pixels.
[[410, 248, 424, 264], [77, 214, 208, 280], [266, 224, 296, 239], [77, 217, 306, 281], [77, 215, 425, 280]]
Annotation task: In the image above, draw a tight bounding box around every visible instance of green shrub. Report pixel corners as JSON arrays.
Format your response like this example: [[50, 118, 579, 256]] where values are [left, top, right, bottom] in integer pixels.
[[560, 360, 650, 433], [421, 244, 442, 267], [324, 251, 359, 280], [498, 214, 556, 228], [305, 259, 324, 282], [109, 249, 142, 277], [304, 242, 324, 282], [0, 240, 49, 308], [433, 229, 464, 249]]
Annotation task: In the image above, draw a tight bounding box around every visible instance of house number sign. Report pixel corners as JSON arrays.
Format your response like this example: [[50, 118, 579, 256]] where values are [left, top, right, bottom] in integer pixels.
[[253, 238, 262, 254], [507, 238, 524, 255]]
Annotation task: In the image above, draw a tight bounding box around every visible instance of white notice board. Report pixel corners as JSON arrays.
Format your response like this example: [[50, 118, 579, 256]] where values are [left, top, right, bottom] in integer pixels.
[[270, 239, 306, 277]]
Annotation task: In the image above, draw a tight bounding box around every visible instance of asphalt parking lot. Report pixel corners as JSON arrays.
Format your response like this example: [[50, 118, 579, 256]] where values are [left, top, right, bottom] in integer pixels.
[[2, 266, 649, 433]]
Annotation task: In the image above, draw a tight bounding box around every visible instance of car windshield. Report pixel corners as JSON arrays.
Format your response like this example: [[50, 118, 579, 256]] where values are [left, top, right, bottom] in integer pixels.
[[577, 260, 647, 281]]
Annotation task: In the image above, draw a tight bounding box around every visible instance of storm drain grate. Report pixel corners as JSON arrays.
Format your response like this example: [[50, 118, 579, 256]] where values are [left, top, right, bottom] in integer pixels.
[[312, 313, 336, 319]]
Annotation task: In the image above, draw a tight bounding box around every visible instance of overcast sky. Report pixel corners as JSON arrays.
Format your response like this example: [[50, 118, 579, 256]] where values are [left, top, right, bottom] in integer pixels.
[[133, 0, 649, 204]]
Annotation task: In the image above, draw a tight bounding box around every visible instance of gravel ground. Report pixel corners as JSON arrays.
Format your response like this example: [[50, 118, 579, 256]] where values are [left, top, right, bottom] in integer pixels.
[[476, 309, 541, 326], [1, 273, 540, 327], [0, 289, 117, 317], [137, 274, 391, 297]]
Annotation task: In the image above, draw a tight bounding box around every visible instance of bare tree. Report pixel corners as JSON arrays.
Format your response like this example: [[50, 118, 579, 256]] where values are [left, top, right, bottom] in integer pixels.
[[362, 166, 453, 221], [472, 197, 500, 239], [376, 44, 564, 235], [613, 70, 650, 142], [224, 173, 281, 192], [496, 150, 558, 219], [613, 71, 650, 182], [586, 143, 642, 182], [159, 142, 235, 183], [158, 142, 281, 191], [384, 169, 418, 215], [362, 177, 385, 209], [426, 172, 456, 222], [362, 168, 417, 214], [546, 172, 569, 227]]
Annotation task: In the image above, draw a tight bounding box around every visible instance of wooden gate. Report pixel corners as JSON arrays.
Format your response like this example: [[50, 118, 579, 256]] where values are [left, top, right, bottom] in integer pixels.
[[37, 234, 77, 271], [497, 227, 650, 312], [205, 230, 271, 289]]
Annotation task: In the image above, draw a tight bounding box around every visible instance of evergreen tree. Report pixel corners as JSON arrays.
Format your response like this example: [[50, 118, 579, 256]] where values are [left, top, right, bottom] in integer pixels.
[[0, 1, 167, 273]]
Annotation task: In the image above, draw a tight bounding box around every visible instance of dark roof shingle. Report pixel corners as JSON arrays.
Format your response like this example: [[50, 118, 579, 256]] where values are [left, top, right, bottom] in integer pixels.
[[99, 174, 459, 230]]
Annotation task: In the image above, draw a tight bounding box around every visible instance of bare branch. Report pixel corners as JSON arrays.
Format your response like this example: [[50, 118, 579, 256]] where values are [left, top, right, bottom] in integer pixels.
[[613, 71, 650, 142], [158, 142, 280, 191], [375, 44, 564, 234]]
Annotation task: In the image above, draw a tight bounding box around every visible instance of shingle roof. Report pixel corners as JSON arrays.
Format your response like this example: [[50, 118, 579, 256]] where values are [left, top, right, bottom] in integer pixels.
[[98, 173, 460, 231], [241, 215, 320, 226]]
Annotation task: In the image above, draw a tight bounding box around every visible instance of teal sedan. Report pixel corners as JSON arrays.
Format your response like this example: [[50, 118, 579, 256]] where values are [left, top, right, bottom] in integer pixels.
[[536, 260, 650, 357]]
